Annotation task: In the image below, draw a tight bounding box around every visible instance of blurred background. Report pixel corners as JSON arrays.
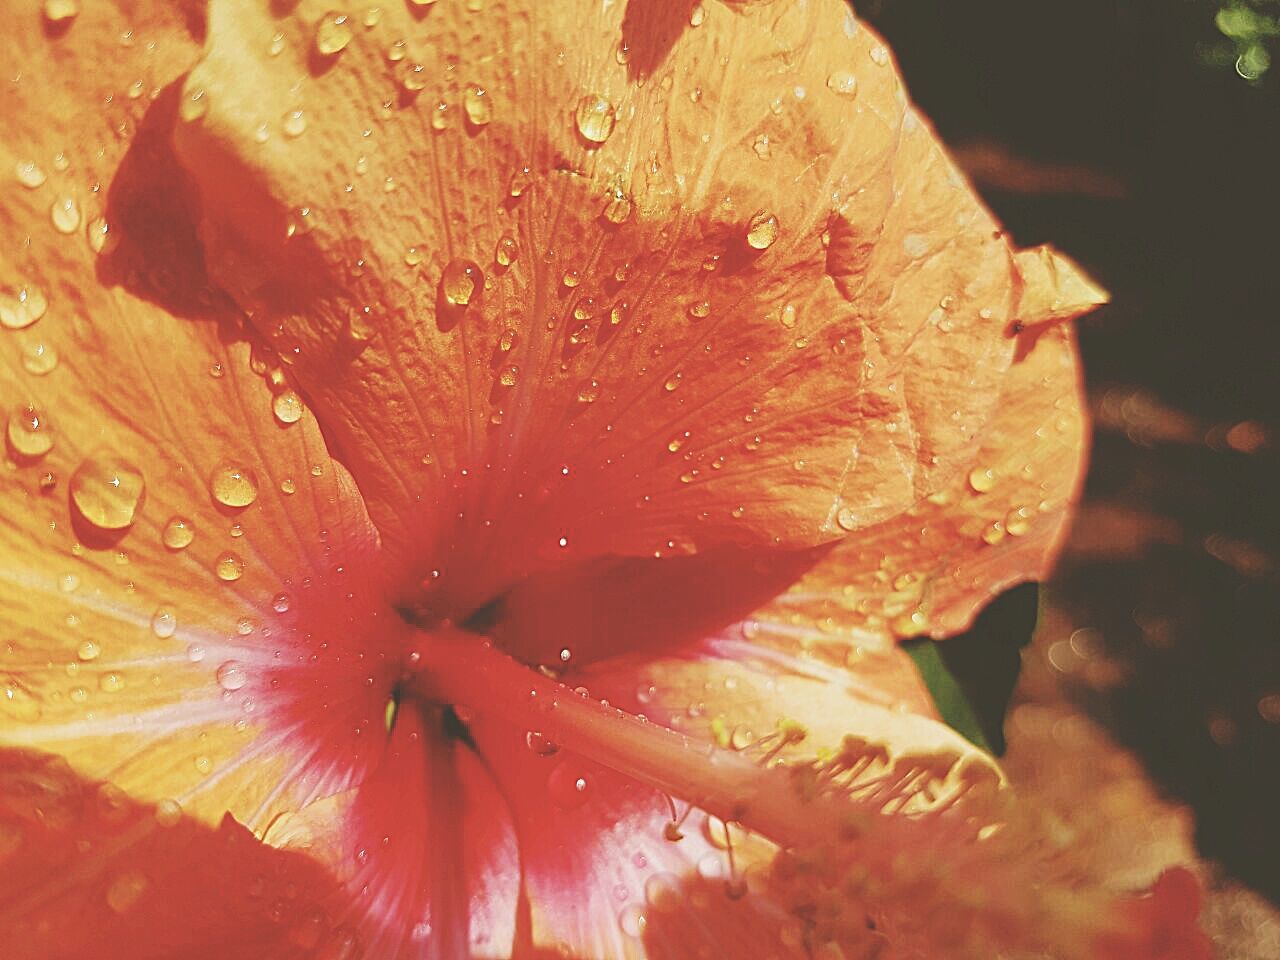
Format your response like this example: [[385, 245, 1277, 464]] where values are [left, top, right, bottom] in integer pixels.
[[864, 0, 1280, 953]]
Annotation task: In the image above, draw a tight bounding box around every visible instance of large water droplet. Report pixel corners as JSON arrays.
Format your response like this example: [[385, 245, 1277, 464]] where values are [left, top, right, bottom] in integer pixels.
[[151, 607, 177, 639], [494, 234, 518, 267], [440, 259, 482, 307], [463, 85, 492, 126], [70, 456, 145, 531], [315, 12, 353, 56], [7, 404, 54, 457], [0, 284, 48, 330], [162, 516, 195, 550], [43, 0, 80, 24], [273, 390, 304, 425], [106, 870, 148, 914], [20, 340, 58, 375], [216, 660, 248, 691], [15, 160, 46, 188], [826, 70, 858, 97], [967, 466, 996, 494], [210, 464, 258, 508], [574, 94, 616, 144], [282, 109, 307, 138], [746, 211, 779, 250], [215, 551, 244, 581]]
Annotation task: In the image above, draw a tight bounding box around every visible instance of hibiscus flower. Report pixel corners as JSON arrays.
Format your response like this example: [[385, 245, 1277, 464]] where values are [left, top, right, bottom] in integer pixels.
[[0, 1, 1211, 958]]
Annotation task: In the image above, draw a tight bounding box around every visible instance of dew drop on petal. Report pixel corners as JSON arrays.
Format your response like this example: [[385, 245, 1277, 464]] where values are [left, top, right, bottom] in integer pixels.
[[282, 109, 307, 138], [525, 731, 559, 756], [576, 378, 601, 404], [967, 466, 996, 493], [216, 660, 248, 692], [50, 197, 81, 234], [440, 259, 482, 307], [153, 799, 182, 828], [835, 505, 858, 531], [314, 12, 353, 56], [162, 516, 195, 550], [151, 607, 177, 639], [618, 904, 647, 938], [272, 592, 291, 613], [43, 0, 79, 24], [574, 94, 616, 144], [76, 640, 100, 662], [826, 70, 858, 97], [0, 284, 47, 330], [751, 135, 771, 160], [497, 364, 519, 387], [70, 456, 145, 531], [106, 870, 147, 914], [463, 85, 492, 126], [20, 340, 58, 375], [99, 672, 125, 694], [601, 187, 632, 225], [210, 464, 258, 508], [273, 390, 304, 425], [215, 552, 244, 582], [7, 404, 54, 457], [86, 216, 118, 255], [746, 211, 779, 250], [494, 234, 518, 267], [15, 160, 46, 188], [402, 63, 428, 92], [179, 88, 209, 123]]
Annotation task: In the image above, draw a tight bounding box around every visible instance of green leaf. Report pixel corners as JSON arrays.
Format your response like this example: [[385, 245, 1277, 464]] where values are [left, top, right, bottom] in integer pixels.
[[901, 583, 1040, 756]]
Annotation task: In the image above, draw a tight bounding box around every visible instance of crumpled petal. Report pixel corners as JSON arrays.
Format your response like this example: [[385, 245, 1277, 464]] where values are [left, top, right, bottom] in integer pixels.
[[174, 0, 1104, 630]]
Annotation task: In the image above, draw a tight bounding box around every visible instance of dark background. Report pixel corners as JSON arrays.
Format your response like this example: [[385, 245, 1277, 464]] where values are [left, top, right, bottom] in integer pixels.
[[868, 0, 1280, 903]]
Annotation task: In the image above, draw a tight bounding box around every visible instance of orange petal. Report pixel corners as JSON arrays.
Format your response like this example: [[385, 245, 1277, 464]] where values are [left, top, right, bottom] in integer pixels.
[[173, 0, 1104, 629], [0, 2, 424, 946]]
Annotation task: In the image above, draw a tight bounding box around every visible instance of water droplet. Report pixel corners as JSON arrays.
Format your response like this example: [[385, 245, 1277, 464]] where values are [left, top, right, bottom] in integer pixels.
[[525, 731, 560, 756], [153, 798, 182, 828], [76, 640, 100, 662], [494, 234, 518, 267], [967, 466, 996, 494], [1, 676, 40, 721], [982, 521, 1006, 545], [70, 456, 145, 531], [667, 431, 690, 453], [548, 762, 591, 808], [215, 552, 244, 581], [99, 672, 125, 693], [282, 109, 307, 138], [440, 259, 482, 307], [746, 211, 779, 250], [498, 364, 519, 387], [826, 70, 858, 97], [601, 187, 632, 225], [618, 904, 647, 938], [687, 300, 710, 319], [576, 379, 601, 403], [508, 166, 532, 197], [193, 755, 212, 774], [362, 7, 383, 27], [463, 85, 492, 126], [106, 870, 147, 914], [210, 465, 258, 508], [609, 301, 629, 325], [179, 88, 208, 123], [402, 63, 428, 92], [272, 592, 291, 613], [835, 505, 859, 531], [869, 46, 889, 67], [574, 94, 616, 144], [151, 607, 177, 639], [1005, 506, 1032, 537], [663, 372, 682, 392], [15, 160, 46, 188], [0, 284, 47, 330], [7, 404, 54, 457], [216, 660, 249, 692], [18, 339, 57, 375], [315, 12, 353, 56], [159, 516, 194, 551], [561, 269, 581, 289], [751, 135, 771, 160], [43, 0, 80, 24], [385, 38, 407, 61], [273, 390, 304, 425], [50, 197, 81, 235]]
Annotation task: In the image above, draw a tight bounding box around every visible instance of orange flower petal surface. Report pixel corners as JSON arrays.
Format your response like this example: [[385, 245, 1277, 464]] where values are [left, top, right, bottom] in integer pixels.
[[174, 0, 1104, 630]]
